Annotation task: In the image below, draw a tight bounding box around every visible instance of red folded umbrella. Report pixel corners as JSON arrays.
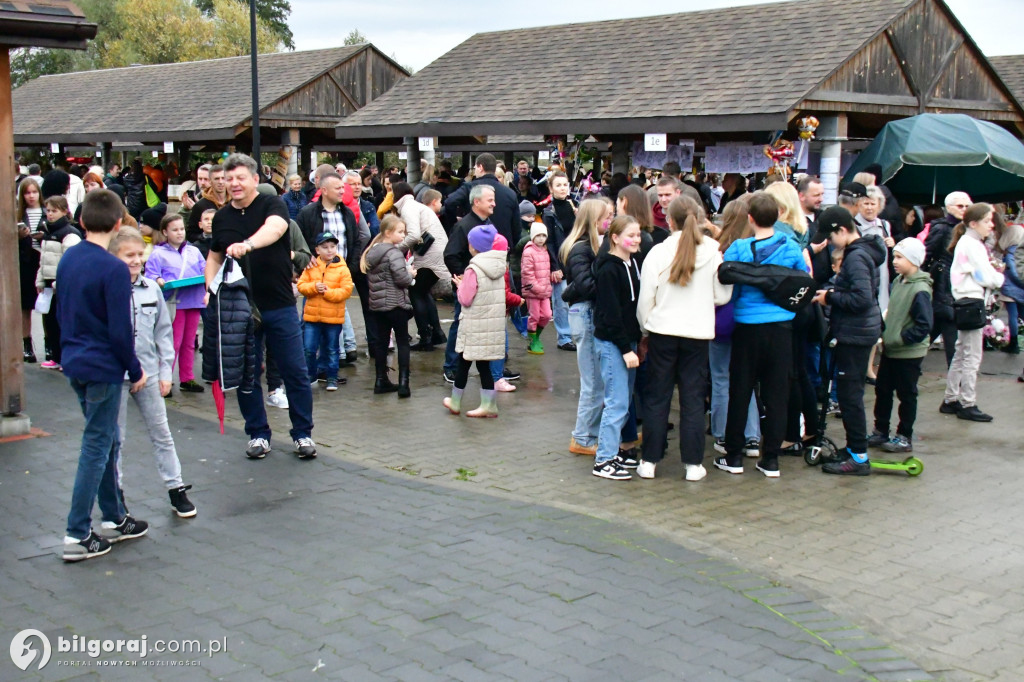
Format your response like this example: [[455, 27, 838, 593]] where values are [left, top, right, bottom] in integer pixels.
[[212, 380, 225, 435]]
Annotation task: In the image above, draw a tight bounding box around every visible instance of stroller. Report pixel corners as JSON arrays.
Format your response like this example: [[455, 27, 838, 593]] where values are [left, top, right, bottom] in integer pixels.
[[803, 337, 924, 476]]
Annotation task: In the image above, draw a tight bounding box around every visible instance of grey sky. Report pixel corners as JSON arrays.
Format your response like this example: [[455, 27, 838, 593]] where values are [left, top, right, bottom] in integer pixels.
[[289, 0, 1021, 71]]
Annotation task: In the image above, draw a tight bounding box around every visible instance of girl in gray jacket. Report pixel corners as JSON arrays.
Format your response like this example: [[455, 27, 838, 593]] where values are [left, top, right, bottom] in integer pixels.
[[109, 227, 196, 518], [361, 215, 415, 397]]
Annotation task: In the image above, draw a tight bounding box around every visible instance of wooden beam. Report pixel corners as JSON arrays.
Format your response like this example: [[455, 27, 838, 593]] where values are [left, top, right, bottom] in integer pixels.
[[325, 70, 360, 111], [0, 49, 25, 417], [885, 27, 923, 106], [805, 90, 920, 107], [920, 36, 965, 113], [364, 46, 374, 106]]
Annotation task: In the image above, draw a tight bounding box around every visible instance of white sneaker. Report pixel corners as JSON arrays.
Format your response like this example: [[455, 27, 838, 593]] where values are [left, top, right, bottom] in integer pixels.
[[266, 388, 289, 409], [494, 378, 517, 392], [685, 464, 707, 481], [636, 460, 656, 479]]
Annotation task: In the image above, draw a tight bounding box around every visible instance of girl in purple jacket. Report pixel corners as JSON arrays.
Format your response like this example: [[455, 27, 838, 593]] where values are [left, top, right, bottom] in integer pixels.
[[145, 213, 207, 393]]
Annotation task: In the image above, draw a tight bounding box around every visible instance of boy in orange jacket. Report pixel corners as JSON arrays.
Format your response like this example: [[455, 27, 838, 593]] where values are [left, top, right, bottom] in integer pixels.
[[297, 232, 354, 391]]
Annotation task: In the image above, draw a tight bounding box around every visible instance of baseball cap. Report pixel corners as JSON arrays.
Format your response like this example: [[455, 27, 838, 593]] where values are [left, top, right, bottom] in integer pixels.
[[315, 231, 339, 246], [839, 182, 868, 200]]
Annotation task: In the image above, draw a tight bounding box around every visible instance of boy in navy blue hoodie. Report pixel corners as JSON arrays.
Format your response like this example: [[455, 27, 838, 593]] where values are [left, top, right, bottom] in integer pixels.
[[716, 192, 809, 478], [58, 189, 150, 562]]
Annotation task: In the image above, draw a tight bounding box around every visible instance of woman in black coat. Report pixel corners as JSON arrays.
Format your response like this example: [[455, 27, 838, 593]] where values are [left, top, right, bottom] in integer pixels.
[[17, 178, 44, 362]]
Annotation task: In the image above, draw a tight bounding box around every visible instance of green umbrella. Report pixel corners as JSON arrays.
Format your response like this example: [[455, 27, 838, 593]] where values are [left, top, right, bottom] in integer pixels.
[[844, 113, 1024, 204]]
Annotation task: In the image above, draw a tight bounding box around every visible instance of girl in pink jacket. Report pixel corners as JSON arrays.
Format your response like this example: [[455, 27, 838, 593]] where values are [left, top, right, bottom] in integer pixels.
[[521, 223, 553, 354]]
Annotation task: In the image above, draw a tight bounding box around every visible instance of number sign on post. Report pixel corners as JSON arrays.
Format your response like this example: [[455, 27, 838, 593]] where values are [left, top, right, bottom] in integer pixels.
[[644, 134, 667, 152], [417, 137, 434, 152]]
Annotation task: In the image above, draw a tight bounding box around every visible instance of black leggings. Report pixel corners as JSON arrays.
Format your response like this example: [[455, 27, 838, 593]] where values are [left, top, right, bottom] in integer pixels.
[[410, 269, 442, 341], [454, 355, 493, 391], [786, 331, 817, 442], [369, 308, 411, 373], [43, 309, 61, 363]]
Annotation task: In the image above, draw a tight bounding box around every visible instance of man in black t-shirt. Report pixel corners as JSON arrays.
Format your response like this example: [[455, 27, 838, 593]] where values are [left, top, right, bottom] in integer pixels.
[[205, 154, 316, 460]]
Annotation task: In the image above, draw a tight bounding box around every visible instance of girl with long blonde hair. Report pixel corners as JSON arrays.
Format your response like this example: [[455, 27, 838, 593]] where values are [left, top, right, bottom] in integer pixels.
[[561, 198, 614, 455]]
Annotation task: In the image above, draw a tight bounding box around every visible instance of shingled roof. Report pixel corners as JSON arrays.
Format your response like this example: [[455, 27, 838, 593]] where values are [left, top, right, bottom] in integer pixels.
[[990, 55, 1024, 106], [336, 0, 916, 140], [13, 45, 404, 144]]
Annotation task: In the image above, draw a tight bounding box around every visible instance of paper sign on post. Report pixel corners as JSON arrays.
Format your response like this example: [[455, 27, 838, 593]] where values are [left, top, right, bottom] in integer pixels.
[[163, 141, 174, 154], [95, 150, 102, 157], [398, 151, 408, 160], [538, 150, 550, 161], [151, 151, 159, 158], [820, 157, 840, 175], [644, 134, 667, 152], [50, 143, 60, 154], [417, 137, 434, 152]]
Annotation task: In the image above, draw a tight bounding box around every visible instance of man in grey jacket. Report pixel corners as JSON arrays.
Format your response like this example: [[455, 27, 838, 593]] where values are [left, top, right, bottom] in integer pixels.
[[109, 227, 196, 518]]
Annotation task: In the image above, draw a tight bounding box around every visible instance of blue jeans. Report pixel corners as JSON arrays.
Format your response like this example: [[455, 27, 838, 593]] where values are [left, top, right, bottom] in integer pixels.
[[238, 305, 314, 442], [595, 338, 636, 464], [443, 297, 462, 374], [551, 279, 571, 345], [66, 379, 126, 539], [569, 302, 602, 446], [1007, 300, 1021, 345], [305, 322, 341, 380], [709, 339, 759, 440], [491, 329, 509, 382], [341, 317, 357, 353]]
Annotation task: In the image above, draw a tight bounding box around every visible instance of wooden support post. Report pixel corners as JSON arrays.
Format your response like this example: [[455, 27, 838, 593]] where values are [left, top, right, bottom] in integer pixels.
[[461, 152, 470, 173], [610, 139, 630, 175], [101, 142, 112, 171], [374, 151, 384, 171], [817, 114, 848, 206], [0, 49, 28, 432]]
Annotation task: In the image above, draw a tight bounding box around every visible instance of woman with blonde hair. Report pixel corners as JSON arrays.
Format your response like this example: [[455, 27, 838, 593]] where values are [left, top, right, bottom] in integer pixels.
[[561, 198, 614, 455], [635, 196, 732, 480], [764, 181, 810, 249]]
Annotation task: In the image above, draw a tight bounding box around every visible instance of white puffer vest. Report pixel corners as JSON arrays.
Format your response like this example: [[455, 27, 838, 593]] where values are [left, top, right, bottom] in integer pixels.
[[455, 249, 507, 361]]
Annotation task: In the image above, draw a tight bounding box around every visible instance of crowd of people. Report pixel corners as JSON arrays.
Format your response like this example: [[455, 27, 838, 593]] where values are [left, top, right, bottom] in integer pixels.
[[13, 148, 1024, 560]]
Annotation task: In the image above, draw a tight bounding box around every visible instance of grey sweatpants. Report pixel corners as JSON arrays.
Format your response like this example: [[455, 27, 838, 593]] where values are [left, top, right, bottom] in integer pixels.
[[117, 380, 183, 489], [944, 328, 983, 408]]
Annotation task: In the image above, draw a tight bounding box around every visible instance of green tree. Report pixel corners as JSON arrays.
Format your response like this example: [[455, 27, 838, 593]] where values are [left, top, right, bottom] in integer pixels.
[[195, 0, 293, 49], [344, 29, 368, 46]]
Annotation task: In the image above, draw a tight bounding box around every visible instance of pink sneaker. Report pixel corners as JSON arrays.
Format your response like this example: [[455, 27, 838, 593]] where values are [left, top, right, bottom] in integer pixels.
[[41, 360, 60, 370], [494, 378, 517, 392]]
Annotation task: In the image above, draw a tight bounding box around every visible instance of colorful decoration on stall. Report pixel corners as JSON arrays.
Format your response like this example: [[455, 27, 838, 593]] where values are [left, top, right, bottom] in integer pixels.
[[763, 133, 796, 179], [796, 116, 820, 140]]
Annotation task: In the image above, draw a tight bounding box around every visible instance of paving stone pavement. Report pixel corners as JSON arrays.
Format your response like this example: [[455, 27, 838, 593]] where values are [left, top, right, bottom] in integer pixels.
[[4, 371, 927, 681], [7, 305, 1021, 680]]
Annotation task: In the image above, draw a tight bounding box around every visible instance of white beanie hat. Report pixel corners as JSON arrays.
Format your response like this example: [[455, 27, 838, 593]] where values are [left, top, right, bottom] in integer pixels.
[[893, 238, 925, 268], [530, 223, 548, 240]]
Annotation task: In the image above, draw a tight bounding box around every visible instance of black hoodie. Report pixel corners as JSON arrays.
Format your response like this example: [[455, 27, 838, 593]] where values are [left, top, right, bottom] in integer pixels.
[[593, 251, 642, 353], [827, 234, 886, 346]]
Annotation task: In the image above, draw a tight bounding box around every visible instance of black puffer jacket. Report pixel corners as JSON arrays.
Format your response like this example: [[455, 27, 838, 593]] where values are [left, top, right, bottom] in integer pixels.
[[202, 260, 256, 392], [122, 160, 147, 220], [923, 214, 958, 320], [828, 235, 886, 346], [562, 237, 598, 305]]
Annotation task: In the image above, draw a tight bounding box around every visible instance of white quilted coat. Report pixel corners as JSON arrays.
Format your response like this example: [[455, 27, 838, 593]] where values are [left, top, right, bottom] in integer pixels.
[[455, 249, 506, 361]]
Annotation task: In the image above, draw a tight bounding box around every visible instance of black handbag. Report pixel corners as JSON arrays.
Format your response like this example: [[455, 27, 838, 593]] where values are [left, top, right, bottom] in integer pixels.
[[413, 230, 435, 257], [953, 298, 986, 330]]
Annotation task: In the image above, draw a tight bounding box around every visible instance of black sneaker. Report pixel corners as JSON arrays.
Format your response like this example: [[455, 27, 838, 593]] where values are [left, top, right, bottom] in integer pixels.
[[317, 372, 327, 384], [826, 400, 841, 417], [557, 342, 577, 352], [169, 485, 197, 518], [713, 456, 743, 474], [867, 430, 889, 448], [881, 435, 913, 453], [443, 370, 455, 384], [502, 367, 521, 381], [614, 448, 639, 469], [294, 437, 317, 459], [744, 439, 760, 457], [99, 515, 149, 543], [246, 437, 270, 459], [345, 351, 357, 365], [781, 442, 803, 455], [822, 455, 871, 476], [592, 460, 632, 480], [957, 405, 993, 422], [62, 530, 111, 562], [755, 459, 780, 478], [179, 380, 205, 393], [939, 400, 963, 414], [713, 438, 727, 454]]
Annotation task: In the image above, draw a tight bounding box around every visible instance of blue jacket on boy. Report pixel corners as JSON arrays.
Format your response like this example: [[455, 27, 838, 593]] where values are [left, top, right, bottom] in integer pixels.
[[723, 232, 808, 324]]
